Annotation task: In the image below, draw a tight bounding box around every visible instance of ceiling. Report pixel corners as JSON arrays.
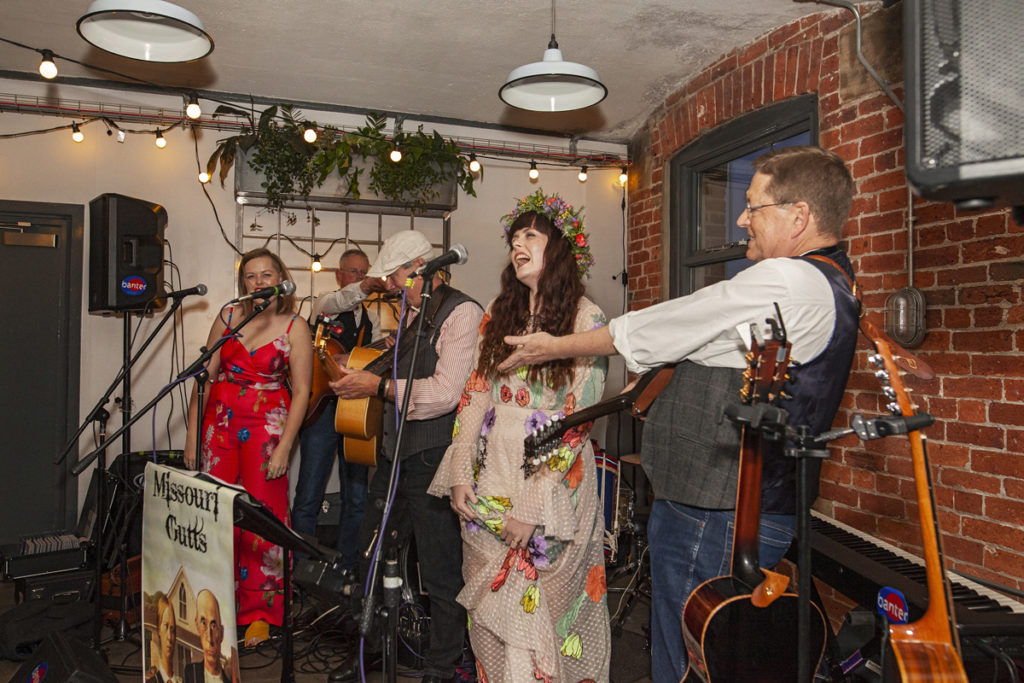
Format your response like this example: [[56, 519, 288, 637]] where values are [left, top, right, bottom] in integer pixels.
[[1, 0, 828, 144]]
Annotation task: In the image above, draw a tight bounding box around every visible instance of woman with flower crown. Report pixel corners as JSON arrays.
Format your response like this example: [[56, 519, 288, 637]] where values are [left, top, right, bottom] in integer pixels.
[[429, 191, 611, 683]]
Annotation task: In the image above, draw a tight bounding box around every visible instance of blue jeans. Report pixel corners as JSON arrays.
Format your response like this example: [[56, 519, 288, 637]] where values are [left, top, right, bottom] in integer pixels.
[[646, 499, 796, 683], [293, 404, 368, 571]]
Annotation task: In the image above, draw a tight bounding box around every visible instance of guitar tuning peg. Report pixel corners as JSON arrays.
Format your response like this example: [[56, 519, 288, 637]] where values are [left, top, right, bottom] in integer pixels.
[[874, 369, 891, 384], [886, 402, 901, 414], [869, 354, 883, 368], [532, 457, 541, 466], [882, 386, 897, 401]]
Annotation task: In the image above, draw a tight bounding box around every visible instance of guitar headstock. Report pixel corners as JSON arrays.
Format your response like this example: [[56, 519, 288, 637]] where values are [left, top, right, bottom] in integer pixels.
[[868, 336, 915, 418], [740, 318, 792, 408], [313, 323, 328, 356]]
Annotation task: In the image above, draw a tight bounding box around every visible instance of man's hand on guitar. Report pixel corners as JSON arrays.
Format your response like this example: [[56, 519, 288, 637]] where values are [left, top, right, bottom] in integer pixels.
[[330, 368, 379, 399], [497, 332, 556, 372]]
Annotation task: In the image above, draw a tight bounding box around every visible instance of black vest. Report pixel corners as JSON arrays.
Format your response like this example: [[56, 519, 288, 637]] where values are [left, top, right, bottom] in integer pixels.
[[380, 284, 480, 461], [316, 307, 372, 351]]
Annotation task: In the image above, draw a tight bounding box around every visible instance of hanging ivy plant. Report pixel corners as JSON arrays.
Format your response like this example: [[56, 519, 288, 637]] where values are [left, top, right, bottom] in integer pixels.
[[206, 106, 475, 213]]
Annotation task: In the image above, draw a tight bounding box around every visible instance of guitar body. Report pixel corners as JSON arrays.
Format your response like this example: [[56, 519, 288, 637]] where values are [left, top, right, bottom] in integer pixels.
[[336, 345, 385, 466], [681, 576, 826, 683], [304, 336, 344, 429], [884, 636, 968, 682]]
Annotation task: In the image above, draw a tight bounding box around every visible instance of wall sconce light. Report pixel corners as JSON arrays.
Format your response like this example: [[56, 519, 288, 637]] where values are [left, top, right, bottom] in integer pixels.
[[619, 165, 628, 186]]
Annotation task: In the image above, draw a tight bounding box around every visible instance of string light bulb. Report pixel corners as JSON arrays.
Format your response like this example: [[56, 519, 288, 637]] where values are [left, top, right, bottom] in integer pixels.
[[38, 50, 58, 79], [71, 122, 84, 143], [528, 160, 539, 180], [303, 125, 317, 143], [154, 131, 167, 148], [311, 254, 323, 272], [577, 165, 588, 183], [185, 94, 201, 120], [198, 171, 211, 184], [619, 165, 629, 186], [390, 146, 403, 163], [468, 153, 481, 174]]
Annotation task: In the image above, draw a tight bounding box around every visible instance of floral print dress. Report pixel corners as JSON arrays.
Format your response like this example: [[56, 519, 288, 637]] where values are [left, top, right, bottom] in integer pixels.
[[429, 297, 611, 683], [200, 317, 296, 628]]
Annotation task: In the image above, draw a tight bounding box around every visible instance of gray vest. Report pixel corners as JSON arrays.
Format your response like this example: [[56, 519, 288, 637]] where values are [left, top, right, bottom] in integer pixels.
[[641, 362, 744, 508], [380, 284, 480, 461]]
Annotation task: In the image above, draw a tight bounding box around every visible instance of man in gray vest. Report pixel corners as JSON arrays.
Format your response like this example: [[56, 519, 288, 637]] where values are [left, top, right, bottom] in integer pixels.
[[328, 230, 483, 683], [498, 146, 859, 683]]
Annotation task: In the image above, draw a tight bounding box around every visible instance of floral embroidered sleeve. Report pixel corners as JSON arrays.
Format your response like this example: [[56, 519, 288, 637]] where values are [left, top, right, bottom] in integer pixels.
[[427, 303, 497, 496], [511, 298, 607, 540]]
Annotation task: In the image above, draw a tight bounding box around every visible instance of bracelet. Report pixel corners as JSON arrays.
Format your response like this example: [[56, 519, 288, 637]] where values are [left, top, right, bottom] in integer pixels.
[[376, 376, 387, 399]]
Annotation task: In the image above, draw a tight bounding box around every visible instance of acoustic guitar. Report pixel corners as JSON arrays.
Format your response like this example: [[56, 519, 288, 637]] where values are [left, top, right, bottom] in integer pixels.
[[681, 318, 827, 683], [870, 338, 967, 682], [308, 323, 385, 467]]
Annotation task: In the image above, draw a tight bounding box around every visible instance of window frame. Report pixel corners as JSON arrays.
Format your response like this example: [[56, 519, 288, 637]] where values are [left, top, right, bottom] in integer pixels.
[[668, 95, 819, 297]]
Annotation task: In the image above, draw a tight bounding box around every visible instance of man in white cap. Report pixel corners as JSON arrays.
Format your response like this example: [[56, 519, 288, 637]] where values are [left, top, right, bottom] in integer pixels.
[[328, 230, 482, 683]]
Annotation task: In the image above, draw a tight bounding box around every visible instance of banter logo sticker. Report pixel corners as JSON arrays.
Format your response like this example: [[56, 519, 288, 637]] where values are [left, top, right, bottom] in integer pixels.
[[877, 587, 910, 624], [121, 276, 147, 296]]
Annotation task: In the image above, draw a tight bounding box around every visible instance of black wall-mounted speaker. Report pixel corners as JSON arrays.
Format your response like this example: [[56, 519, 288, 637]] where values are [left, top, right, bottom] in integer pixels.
[[904, 0, 1024, 210], [87, 193, 166, 313]]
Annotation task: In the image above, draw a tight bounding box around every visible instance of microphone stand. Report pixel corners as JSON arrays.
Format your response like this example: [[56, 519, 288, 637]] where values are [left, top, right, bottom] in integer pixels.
[[70, 302, 268, 477], [55, 296, 186, 466], [356, 274, 438, 683]]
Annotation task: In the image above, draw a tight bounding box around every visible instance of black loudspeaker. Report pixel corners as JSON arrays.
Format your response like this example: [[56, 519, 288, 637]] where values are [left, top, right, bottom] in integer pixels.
[[8, 631, 117, 682], [904, 0, 1024, 210], [87, 193, 167, 312]]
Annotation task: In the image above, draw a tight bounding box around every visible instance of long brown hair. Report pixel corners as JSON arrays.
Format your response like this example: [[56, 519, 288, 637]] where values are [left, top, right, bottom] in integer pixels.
[[236, 248, 297, 317], [476, 212, 584, 388]]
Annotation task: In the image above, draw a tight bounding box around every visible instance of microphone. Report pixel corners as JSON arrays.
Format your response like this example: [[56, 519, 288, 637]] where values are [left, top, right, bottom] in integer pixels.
[[417, 244, 468, 276], [161, 284, 208, 299], [233, 280, 296, 303]]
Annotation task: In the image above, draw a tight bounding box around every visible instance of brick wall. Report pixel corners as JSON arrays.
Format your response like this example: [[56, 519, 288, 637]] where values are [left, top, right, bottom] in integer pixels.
[[627, 6, 1024, 593]]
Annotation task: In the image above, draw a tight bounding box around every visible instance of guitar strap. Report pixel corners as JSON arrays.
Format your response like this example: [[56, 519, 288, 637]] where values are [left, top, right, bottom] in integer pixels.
[[806, 254, 935, 381]]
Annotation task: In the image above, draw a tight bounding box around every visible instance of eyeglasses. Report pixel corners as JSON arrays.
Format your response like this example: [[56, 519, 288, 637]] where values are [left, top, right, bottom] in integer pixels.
[[744, 201, 792, 215], [339, 268, 368, 277]]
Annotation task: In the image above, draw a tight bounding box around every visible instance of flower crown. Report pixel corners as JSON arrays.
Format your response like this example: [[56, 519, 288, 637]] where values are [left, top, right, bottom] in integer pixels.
[[501, 189, 593, 279]]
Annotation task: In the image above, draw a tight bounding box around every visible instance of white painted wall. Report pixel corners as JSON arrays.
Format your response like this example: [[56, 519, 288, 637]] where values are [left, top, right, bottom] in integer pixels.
[[0, 78, 629, 515]]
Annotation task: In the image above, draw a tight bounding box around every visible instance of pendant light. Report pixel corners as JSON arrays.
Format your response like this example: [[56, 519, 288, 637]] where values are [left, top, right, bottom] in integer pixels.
[[77, 0, 214, 62], [499, 0, 606, 112]]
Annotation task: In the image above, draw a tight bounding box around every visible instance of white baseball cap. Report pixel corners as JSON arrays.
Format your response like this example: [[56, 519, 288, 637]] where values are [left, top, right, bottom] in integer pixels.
[[367, 230, 434, 279]]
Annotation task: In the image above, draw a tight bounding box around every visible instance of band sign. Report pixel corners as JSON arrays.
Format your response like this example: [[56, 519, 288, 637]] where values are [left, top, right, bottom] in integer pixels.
[[120, 276, 147, 295], [877, 587, 910, 624]]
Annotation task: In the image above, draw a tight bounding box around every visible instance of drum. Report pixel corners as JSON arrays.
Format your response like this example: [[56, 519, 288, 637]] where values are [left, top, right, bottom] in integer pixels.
[[593, 440, 632, 564]]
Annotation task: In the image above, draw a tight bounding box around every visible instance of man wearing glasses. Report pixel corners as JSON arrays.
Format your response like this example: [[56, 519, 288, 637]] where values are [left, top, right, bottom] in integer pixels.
[[293, 249, 385, 579], [499, 146, 860, 682]]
